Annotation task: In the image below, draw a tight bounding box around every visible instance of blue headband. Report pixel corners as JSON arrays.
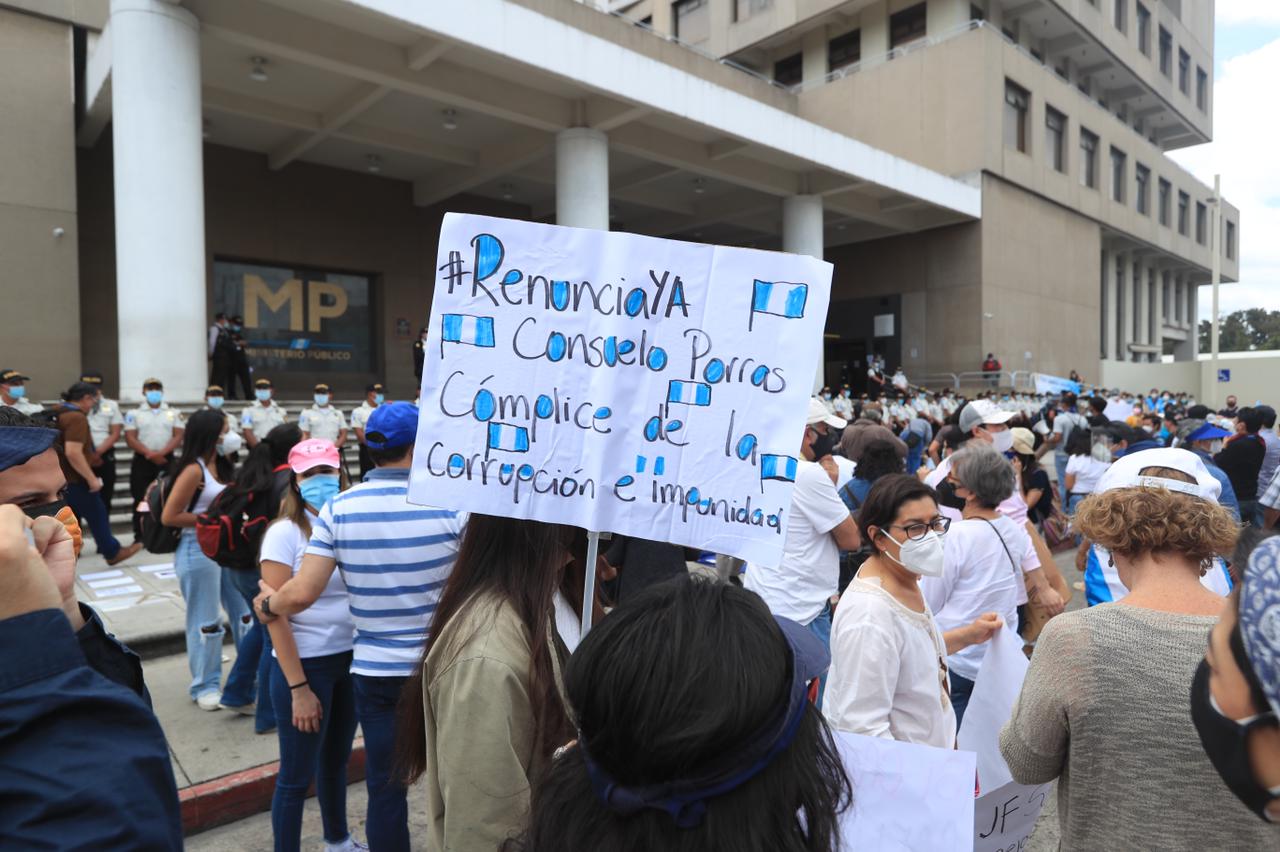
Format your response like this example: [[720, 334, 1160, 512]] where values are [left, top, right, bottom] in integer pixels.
[[0, 426, 58, 472]]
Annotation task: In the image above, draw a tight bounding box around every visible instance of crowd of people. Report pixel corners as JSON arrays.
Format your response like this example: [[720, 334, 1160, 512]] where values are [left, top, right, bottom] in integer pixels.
[[0, 359, 1277, 850]]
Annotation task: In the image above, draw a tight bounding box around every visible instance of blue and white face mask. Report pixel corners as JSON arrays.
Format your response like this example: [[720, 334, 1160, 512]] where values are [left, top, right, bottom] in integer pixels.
[[145, 390, 163, 406], [7, 385, 25, 399], [255, 389, 272, 402], [207, 396, 224, 409], [314, 394, 330, 407], [374, 393, 385, 405]]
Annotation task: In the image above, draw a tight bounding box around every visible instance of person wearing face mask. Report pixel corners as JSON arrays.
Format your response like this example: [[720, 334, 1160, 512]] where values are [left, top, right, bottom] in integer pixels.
[[0, 368, 43, 415], [1043, 392, 1088, 504], [229, 315, 254, 401], [55, 383, 142, 567], [1001, 452, 1275, 850], [743, 399, 861, 666], [1192, 532, 1280, 823], [350, 383, 386, 481], [243, 378, 290, 449], [79, 371, 124, 516], [925, 399, 1019, 521], [125, 377, 184, 543], [259, 439, 364, 852], [1178, 419, 1241, 522], [1063, 428, 1109, 517], [161, 410, 250, 711], [201, 384, 243, 441], [1215, 407, 1267, 527], [413, 326, 428, 381], [824, 474, 1001, 746], [923, 445, 1061, 725], [831, 385, 853, 420], [209, 312, 237, 394], [300, 383, 348, 450]]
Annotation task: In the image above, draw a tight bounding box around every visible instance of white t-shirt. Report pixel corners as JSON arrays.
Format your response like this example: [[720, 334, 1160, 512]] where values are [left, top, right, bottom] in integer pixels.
[[260, 516, 355, 659], [824, 577, 957, 748], [1065, 454, 1110, 494], [743, 459, 850, 625], [922, 516, 1036, 680]]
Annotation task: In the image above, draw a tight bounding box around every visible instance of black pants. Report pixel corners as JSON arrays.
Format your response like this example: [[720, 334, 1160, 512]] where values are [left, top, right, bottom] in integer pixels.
[[129, 454, 168, 540], [231, 356, 253, 400], [209, 355, 233, 393], [94, 449, 117, 517]]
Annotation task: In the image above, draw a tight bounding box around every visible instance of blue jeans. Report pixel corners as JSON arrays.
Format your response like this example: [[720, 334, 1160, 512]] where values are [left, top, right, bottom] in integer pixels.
[[353, 674, 410, 852], [807, 602, 833, 710], [175, 529, 250, 699], [65, 481, 122, 560], [1054, 454, 1070, 503], [222, 567, 278, 732], [950, 671, 976, 730], [270, 651, 357, 852]]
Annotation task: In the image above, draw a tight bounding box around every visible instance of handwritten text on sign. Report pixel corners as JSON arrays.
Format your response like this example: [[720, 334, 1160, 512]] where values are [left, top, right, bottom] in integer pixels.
[[408, 214, 832, 566]]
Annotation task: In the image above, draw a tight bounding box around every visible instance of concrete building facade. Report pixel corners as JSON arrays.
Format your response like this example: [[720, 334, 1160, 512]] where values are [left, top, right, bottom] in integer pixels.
[[0, 0, 1235, 401]]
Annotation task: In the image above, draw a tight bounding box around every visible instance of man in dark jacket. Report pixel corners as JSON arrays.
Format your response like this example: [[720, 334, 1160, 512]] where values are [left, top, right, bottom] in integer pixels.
[[1215, 407, 1266, 525]]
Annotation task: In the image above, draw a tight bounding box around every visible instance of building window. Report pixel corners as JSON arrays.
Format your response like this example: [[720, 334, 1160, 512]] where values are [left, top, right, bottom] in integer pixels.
[[1177, 190, 1190, 235], [1158, 27, 1172, 77], [1196, 67, 1208, 111], [1158, 178, 1171, 226], [1110, 147, 1126, 203], [1080, 128, 1099, 188], [1178, 49, 1190, 94], [1135, 164, 1150, 214], [773, 52, 802, 86], [828, 29, 861, 72], [1114, 0, 1127, 33], [970, 3, 985, 22], [1196, 202, 1207, 244], [890, 3, 927, 49], [1136, 3, 1151, 55], [1004, 80, 1030, 153], [734, 0, 772, 22], [1226, 221, 1236, 259], [673, 0, 709, 45], [1045, 106, 1067, 173]]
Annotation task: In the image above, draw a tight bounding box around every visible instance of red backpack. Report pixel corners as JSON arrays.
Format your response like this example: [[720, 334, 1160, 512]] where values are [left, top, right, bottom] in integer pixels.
[[195, 487, 272, 571]]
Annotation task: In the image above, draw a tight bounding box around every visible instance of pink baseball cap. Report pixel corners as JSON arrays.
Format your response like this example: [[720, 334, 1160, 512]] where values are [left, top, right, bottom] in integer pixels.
[[288, 439, 340, 474]]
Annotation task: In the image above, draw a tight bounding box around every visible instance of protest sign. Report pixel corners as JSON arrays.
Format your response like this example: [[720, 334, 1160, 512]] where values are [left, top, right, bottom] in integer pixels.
[[408, 213, 832, 566], [1102, 398, 1134, 422], [1033, 373, 1081, 396], [835, 731, 975, 851], [973, 780, 1053, 852]]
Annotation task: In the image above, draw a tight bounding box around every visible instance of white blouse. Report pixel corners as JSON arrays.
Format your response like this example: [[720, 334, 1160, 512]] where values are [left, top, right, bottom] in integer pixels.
[[823, 577, 957, 749]]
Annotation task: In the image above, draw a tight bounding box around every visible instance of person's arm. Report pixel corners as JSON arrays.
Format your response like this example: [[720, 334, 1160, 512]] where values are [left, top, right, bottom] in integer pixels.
[[1024, 485, 1045, 507], [942, 612, 1002, 656], [123, 425, 147, 456], [260, 557, 322, 733], [243, 427, 258, 448], [159, 465, 202, 528], [334, 417, 348, 450], [99, 423, 123, 455], [158, 427, 183, 459], [256, 552, 336, 620], [209, 325, 219, 357], [1266, 506, 1280, 529], [63, 441, 101, 492], [822, 621, 900, 738], [829, 515, 861, 551], [999, 618, 1073, 784], [927, 438, 943, 465], [1064, 472, 1077, 492]]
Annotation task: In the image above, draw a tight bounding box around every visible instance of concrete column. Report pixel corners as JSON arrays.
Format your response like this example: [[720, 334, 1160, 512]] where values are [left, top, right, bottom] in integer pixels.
[[1102, 249, 1118, 360], [1119, 254, 1134, 361], [1172, 275, 1182, 326], [862, 3, 889, 61], [927, 0, 970, 36], [1135, 261, 1151, 361], [1174, 278, 1200, 361], [650, 0, 673, 36], [782, 195, 825, 392], [111, 0, 207, 401], [556, 128, 609, 231], [801, 27, 828, 87], [1153, 269, 1166, 360]]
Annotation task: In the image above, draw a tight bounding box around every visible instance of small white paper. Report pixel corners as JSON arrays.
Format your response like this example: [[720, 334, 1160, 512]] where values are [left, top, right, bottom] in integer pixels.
[[835, 731, 975, 851], [87, 576, 137, 589], [958, 627, 1030, 793], [81, 569, 125, 581], [152, 569, 177, 580], [137, 562, 176, 573], [93, 584, 144, 598]]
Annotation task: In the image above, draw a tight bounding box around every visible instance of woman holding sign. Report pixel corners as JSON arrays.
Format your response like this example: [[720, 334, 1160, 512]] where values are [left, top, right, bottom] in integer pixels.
[[823, 475, 1002, 747]]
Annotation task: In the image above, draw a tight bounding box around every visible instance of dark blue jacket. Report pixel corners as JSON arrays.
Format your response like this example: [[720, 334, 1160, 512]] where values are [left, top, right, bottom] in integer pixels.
[[0, 609, 182, 849]]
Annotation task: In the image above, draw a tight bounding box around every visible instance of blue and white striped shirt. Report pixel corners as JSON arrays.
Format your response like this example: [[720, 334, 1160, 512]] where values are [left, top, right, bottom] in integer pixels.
[[306, 468, 465, 677]]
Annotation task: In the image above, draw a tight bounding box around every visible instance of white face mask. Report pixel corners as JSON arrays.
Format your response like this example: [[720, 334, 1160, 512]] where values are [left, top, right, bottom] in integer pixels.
[[1091, 442, 1113, 463], [988, 428, 1014, 454], [1207, 439, 1224, 455], [882, 530, 946, 578], [218, 431, 243, 456]]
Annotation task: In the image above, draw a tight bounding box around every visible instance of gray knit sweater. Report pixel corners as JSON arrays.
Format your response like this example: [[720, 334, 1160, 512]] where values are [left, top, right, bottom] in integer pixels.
[[999, 603, 1279, 850]]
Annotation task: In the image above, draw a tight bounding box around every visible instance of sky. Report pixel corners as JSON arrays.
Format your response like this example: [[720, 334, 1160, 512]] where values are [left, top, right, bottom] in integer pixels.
[[1168, 0, 1280, 318]]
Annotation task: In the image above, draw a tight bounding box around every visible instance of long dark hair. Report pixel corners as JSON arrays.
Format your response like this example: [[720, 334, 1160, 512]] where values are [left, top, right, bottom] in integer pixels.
[[175, 409, 231, 481], [394, 515, 597, 784], [510, 577, 852, 852], [222, 423, 302, 501], [854, 438, 904, 481]]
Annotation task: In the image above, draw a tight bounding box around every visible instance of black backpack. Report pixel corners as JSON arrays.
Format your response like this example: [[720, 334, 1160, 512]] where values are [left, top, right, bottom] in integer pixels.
[[195, 487, 273, 571], [138, 470, 201, 555]]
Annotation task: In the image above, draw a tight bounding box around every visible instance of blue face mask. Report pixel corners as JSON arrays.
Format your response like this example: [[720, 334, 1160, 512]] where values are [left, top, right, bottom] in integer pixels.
[[255, 389, 271, 402], [374, 393, 385, 405], [298, 474, 340, 510], [314, 394, 330, 406], [145, 390, 163, 406], [207, 396, 224, 409], [7, 385, 25, 399]]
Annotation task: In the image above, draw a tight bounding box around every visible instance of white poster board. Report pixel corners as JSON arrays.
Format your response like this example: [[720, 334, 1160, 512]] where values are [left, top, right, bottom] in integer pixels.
[[1102, 398, 1134, 422], [409, 213, 832, 566], [835, 731, 975, 851], [1033, 373, 1081, 396]]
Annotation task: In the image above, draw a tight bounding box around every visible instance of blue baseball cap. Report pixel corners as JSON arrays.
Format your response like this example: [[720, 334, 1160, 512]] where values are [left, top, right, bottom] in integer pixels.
[[1186, 422, 1231, 443], [0, 425, 58, 473], [364, 401, 418, 450]]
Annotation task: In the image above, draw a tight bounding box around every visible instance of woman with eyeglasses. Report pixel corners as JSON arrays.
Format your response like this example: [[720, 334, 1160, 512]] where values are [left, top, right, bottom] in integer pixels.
[[824, 474, 1002, 747]]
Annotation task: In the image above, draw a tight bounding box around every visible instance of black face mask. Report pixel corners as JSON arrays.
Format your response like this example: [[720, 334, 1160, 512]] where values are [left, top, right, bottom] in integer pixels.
[[935, 479, 966, 511], [1189, 657, 1280, 822], [810, 430, 837, 460], [22, 498, 67, 520]]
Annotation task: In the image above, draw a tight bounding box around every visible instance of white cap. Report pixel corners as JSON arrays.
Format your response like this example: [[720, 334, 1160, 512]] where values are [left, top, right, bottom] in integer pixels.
[[1095, 447, 1222, 502], [958, 398, 1017, 434], [807, 397, 847, 429]]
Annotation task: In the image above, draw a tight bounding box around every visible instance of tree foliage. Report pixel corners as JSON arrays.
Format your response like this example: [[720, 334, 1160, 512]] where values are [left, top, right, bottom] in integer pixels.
[[1198, 309, 1280, 352]]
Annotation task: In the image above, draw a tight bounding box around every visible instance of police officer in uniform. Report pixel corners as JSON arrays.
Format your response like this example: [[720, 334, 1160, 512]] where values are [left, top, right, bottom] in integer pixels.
[[209, 314, 236, 392], [241, 378, 288, 448], [202, 384, 242, 433], [413, 326, 427, 380], [124, 378, 185, 541], [0, 369, 43, 415], [80, 371, 124, 515], [350, 382, 385, 480], [229, 315, 253, 400], [299, 383, 347, 446]]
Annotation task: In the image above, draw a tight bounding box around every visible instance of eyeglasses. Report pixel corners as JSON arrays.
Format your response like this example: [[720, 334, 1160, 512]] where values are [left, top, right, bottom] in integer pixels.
[[885, 517, 951, 541]]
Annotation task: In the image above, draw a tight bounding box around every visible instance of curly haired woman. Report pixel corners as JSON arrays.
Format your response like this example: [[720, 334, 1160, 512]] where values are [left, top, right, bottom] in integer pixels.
[[999, 449, 1275, 850]]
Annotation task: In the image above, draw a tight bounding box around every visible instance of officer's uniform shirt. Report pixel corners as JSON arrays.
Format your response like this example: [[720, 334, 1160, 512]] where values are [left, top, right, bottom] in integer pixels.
[[350, 401, 377, 439], [125, 404, 184, 452], [203, 406, 242, 434], [5, 397, 42, 415], [241, 401, 288, 437], [87, 398, 124, 451], [299, 405, 346, 443]]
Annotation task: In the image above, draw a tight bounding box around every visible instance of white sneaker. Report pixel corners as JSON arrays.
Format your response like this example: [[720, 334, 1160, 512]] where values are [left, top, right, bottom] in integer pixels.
[[196, 691, 223, 711], [325, 838, 368, 852]]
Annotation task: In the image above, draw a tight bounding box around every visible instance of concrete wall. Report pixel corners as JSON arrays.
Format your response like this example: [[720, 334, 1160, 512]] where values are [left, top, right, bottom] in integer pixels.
[[77, 141, 527, 399], [0, 8, 81, 401], [981, 174, 1102, 383], [1101, 352, 1280, 409]]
